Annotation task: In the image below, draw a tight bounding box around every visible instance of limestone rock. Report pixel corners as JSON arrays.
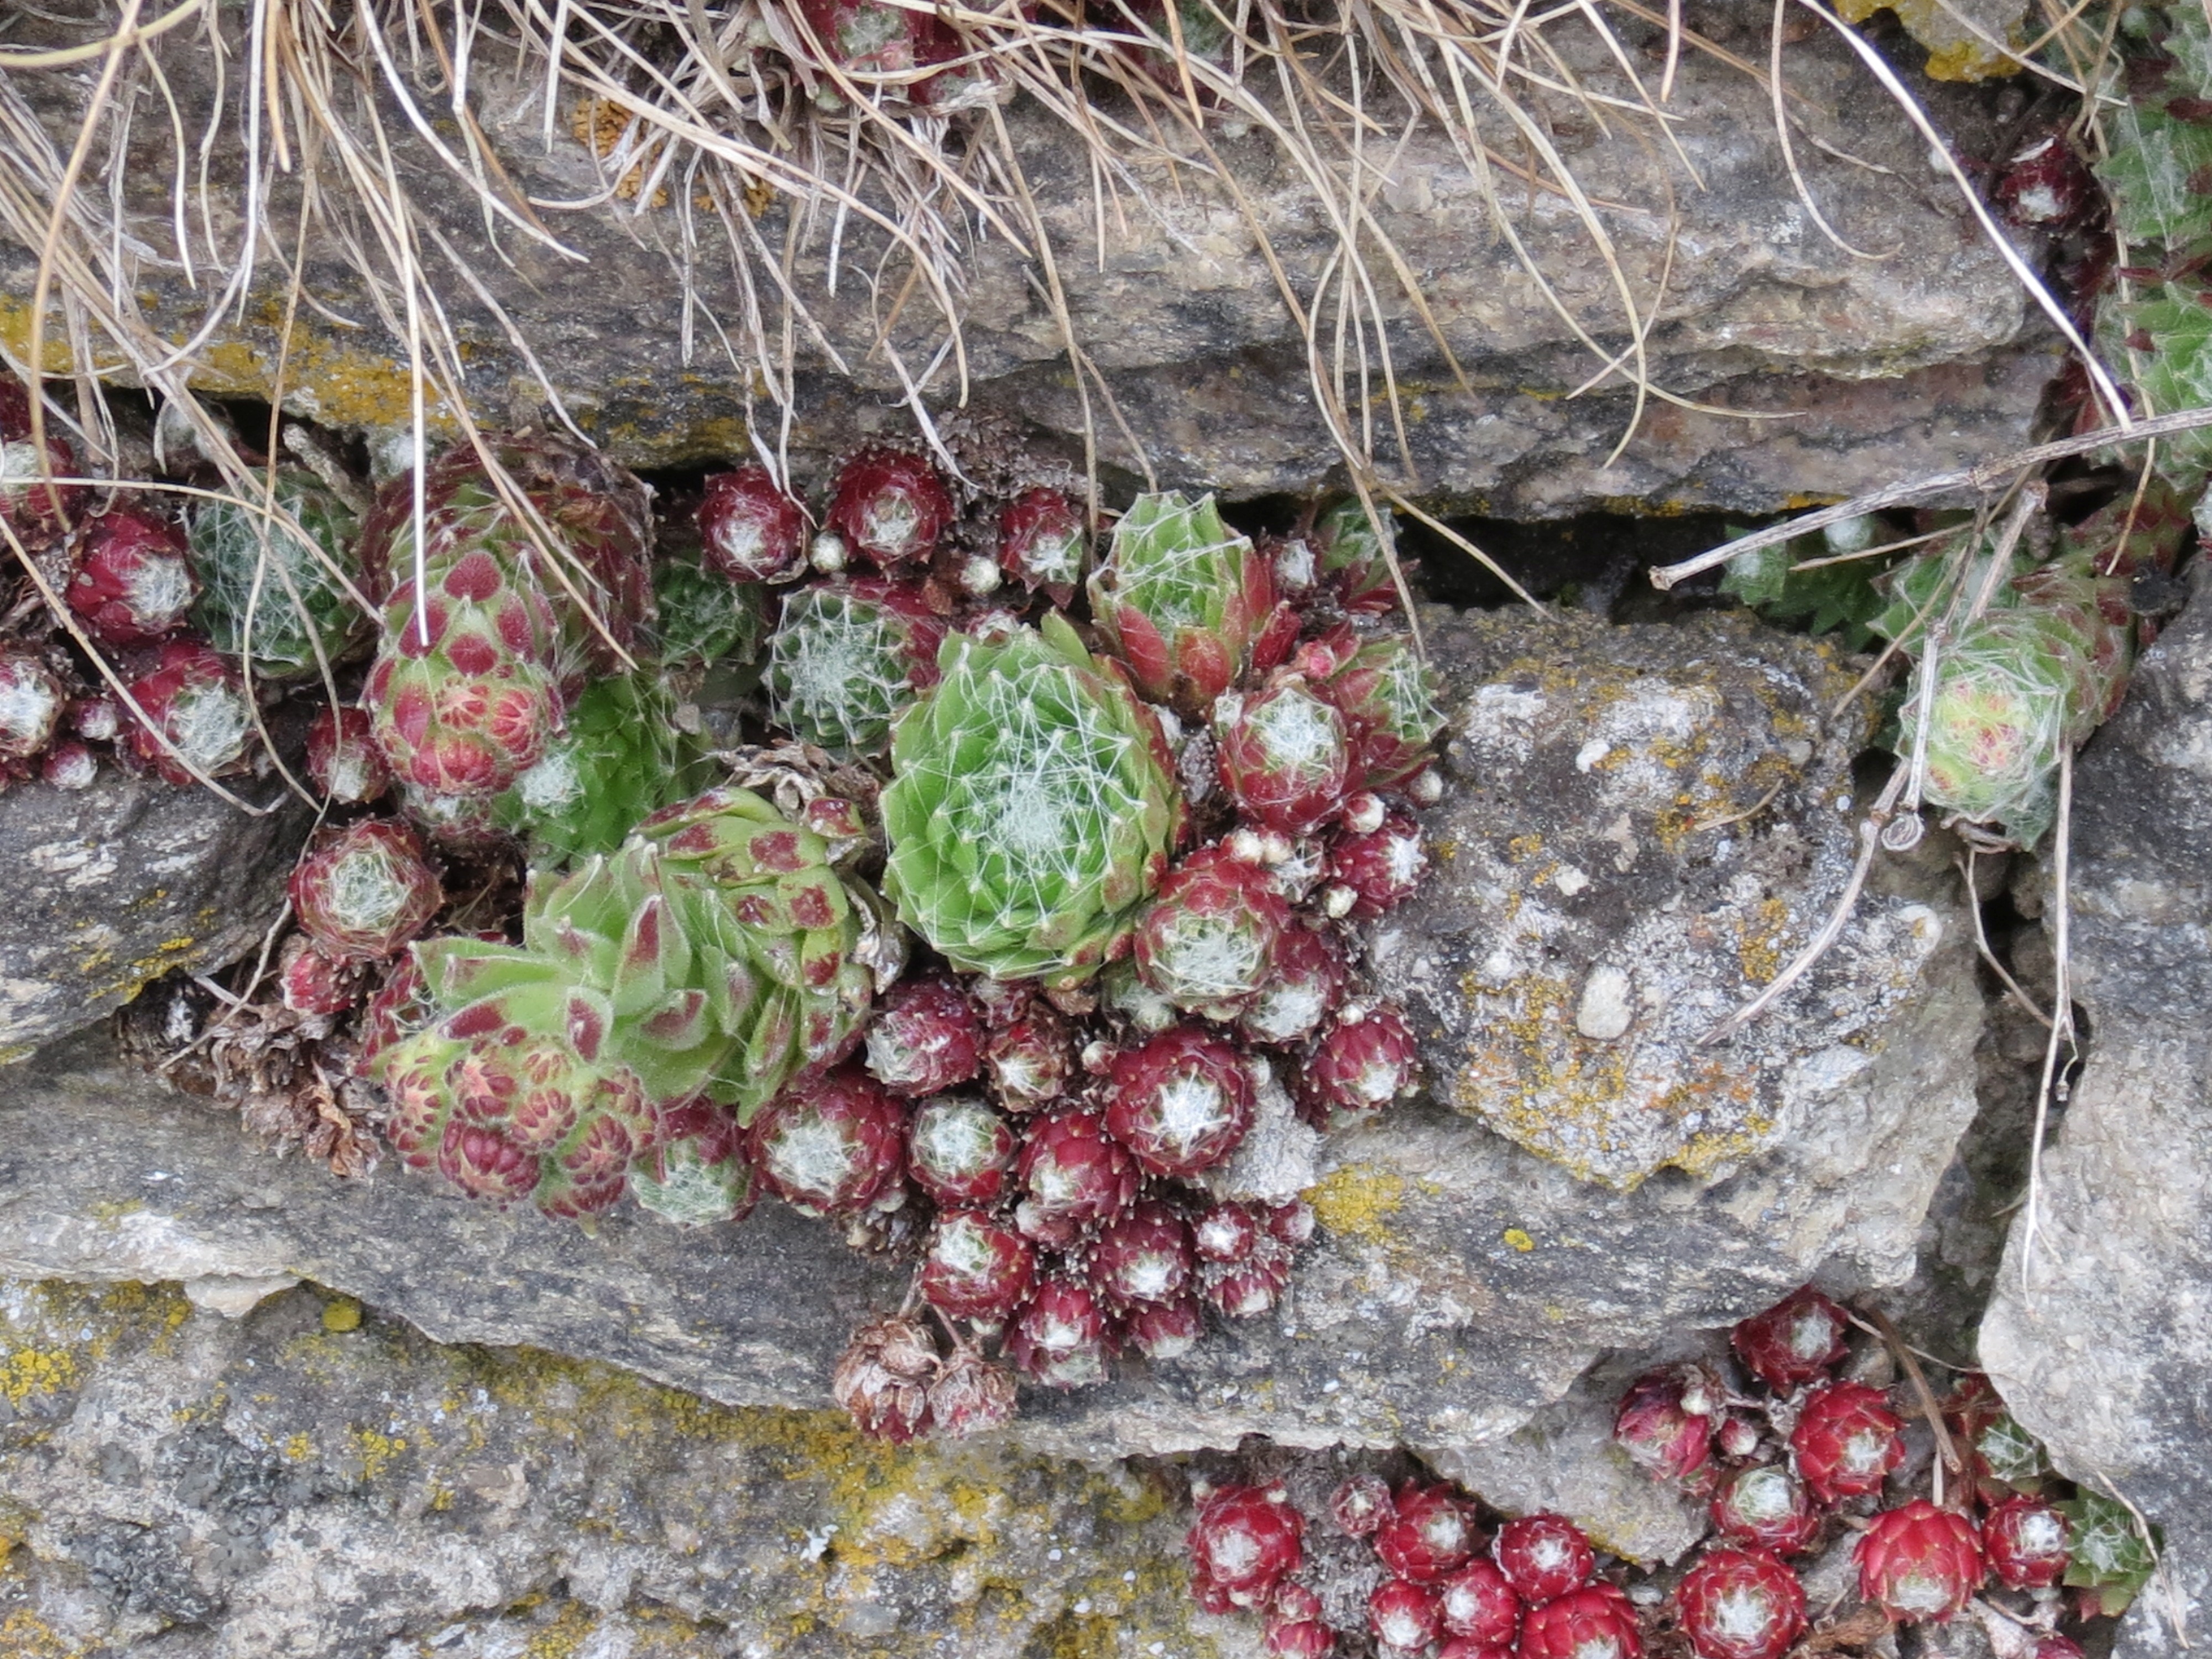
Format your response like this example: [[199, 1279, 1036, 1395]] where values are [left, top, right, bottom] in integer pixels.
[[0, 12, 2051, 515], [0, 767, 313, 1061], [1371, 606, 1958, 1188], [0, 1279, 1235, 1659], [1978, 580, 2212, 1658]]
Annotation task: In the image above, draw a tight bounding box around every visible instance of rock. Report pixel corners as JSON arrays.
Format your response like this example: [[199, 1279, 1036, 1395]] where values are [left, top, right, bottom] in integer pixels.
[[1978, 579, 2212, 1658], [1417, 1349, 1713, 1566], [1371, 606, 1960, 1190], [0, 768, 314, 1061], [0, 607, 1988, 1468], [0, 1278, 1235, 1658], [0, 12, 2051, 515]]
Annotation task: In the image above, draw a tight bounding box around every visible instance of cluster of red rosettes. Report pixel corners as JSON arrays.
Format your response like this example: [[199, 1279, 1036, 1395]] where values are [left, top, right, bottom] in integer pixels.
[[1614, 1286, 2100, 1659], [712, 446, 1442, 1441], [1187, 1472, 1637, 1659]]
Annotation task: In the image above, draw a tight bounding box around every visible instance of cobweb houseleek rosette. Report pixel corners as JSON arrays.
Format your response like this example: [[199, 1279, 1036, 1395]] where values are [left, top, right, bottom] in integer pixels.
[[881, 614, 1183, 987]]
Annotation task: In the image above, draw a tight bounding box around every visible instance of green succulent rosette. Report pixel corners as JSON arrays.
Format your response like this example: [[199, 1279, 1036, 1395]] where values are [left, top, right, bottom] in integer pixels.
[[882, 613, 1183, 987], [415, 785, 875, 1123], [765, 580, 943, 757], [650, 546, 764, 670], [494, 671, 714, 863], [1087, 491, 1275, 715], [190, 469, 368, 677]]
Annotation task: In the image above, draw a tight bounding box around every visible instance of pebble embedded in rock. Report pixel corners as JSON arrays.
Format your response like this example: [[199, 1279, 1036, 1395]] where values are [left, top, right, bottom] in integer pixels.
[[1575, 966, 1636, 1041]]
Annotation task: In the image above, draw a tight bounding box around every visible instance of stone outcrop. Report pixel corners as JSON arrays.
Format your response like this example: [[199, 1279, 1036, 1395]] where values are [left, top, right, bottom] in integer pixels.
[[1978, 578, 2212, 1658], [0, 11, 2051, 515]]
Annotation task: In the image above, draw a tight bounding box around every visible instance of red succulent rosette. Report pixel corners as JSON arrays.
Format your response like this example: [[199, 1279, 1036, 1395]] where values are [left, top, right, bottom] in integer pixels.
[[1118, 1294, 1204, 1360], [1982, 1495, 2070, 1590], [1189, 1483, 1305, 1611], [1676, 1547, 1806, 1659], [1237, 922, 1345, 1047], [289, 818, 445, 962], [697, 464, 809, 583], [744, 1066, 908, 1218], [1331, 1473, 1394, 1537], [1493, 1513, 1595, 1605], [824, 445, 954, 568], [1439, 1559, 1521, 1646], [277, 935, 364, 1017], [1133, 843, 1292, 1015], [67, 504, 197, 646], [1709, 1465, 1820, 1556], [985, 1002, 1076, 1108], [1325, 812, 1428, 919], [1790, 1381, 1904, 1505], [1088, 1199, 1196, 1309], [1008, 1276, 1111, 1389], [1613, 1366, 1717, 1484], [1855, 1500, 1984, 1624], [1370, 1577, 1444, 1651], [1103, 1024, 1255, 1177], [926, 1349, 1018, 1439], [1302, 1004, 1422, 1123], [1377, 1483, 1479, 1583], [306, 704, 392, 804], [0, 377, 87, 545], [905, 1094, 1017, 1207], [0, 646, 65, 763], [920, 1209, 1036, 1324], [1015, 1107, 1139, 1240], [1214, 674, 1354, 836], [1517, 1581, 1641, 1659], [121, 640, 256, 786], [863, 973, 983, 1097], [1730, 1286, 1851, 1393], [996, 486, 1088, 602]]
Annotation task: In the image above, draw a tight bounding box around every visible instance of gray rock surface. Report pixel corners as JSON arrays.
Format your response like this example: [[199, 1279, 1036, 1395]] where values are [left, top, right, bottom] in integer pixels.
[[1978, 581, 2212, 1658], [0, 766, 313, 1061], [1370, 607, 1964, 1189], [0, 607, 1990, 1470], [2, 9, 2051, 515], [0, 1277, 1241, 1659]]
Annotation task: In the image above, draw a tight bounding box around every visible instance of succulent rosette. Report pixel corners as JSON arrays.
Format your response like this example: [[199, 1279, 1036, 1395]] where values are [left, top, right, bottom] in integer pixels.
[[1121, 1295, 1204, 1360], [1371, 1577, 1444, 1650], [1983, 1495, 2071, 1590], [1007, 1276, 1111, 1388], [1309, 496, 1404, 615], [1709, 1465, 1820, 1555], [1303, 1004, 1422, 1123], [0, 646, 65, 763], [905, 1094, 1016, 1205], [832, 1316, 937, 1444], [1791, 1381, 1904, 1504], [1613, 1366, 1716, 1484], [1518, 1582, 1641, 1659], [492, 671, 713, 862], [1188, 1484, 1305, 1610], [882, 614, 1183, 986], [392, 787, 874, 1141], [1103, 1025, 1255, 1176], [697, 464, 808, 583], [1318, 630, 1447, 790], [190, 469, 367, 677], [0, 377, 86, 546], [1675, 1548, 1805, 1659], [822, 445, 954, 567], [744, 1066, 907, 1217], [1855, 1500, 1983, 1623], [649, 543, 765, 669], [766, 578, 946, 757], [1236, 922, 1345, 1047], [289, 820, 445, 962], [1493, 1513, 1595, 1604], [307, 705, 392, 804], [358, 434, 651, 806], [1378, 1484, 1478, 1583], [1015, 1106, 1139, 1241], [1731, 1286, 1850, 1393], [1088, 1199, 1196, 1308], [1088, 491, 1279, 716], [122, 640, 255, 786], [997, 486, 1088, 601], [1213, 674, 1353, 834], [1326, 811, 1428, 919], [67, 504, 198, 647], [1440, 1561, 1521, 1645], [864, 975, 984, 1097], [628, 1100, 755, 1227], [920, 1209, 1036, 1322], [277, 935, 362, 1017], [1133, 843, 1290, 1014]]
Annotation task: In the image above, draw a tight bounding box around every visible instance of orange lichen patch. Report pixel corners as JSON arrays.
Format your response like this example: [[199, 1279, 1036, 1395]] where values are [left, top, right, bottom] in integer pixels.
[[571, 97, 670, 206], [1308, 1165, 1407, 1247], [1736, 897, 1793, 985]]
